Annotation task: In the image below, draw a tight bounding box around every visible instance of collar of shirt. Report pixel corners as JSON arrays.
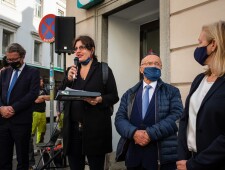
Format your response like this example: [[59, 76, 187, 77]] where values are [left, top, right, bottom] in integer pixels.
[[142, 80, 157, 91], [13, 63, 25, 76]]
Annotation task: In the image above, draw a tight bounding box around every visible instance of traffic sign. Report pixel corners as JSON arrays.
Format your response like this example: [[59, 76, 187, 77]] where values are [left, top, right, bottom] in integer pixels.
[[38, 14, 55, 43]]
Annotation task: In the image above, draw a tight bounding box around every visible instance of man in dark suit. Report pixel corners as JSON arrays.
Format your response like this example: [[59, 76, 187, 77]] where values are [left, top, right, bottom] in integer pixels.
[[0, 43, 39, 170]]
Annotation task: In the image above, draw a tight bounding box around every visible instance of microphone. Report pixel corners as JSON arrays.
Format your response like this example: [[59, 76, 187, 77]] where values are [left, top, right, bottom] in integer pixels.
[[73, 57, 79, 79]]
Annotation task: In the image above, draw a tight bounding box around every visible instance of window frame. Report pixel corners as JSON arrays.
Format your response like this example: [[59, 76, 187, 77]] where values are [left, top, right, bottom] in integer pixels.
[[34, 0, 43, 18], [2, 0, 15, 6], [0, 19, 19, 57], [31, 31, 42, 65]]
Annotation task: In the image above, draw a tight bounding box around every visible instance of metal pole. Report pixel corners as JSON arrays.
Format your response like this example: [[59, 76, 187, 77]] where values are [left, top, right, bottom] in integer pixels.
[[63, 53, 66, 72], [49, 42, 55, 136]]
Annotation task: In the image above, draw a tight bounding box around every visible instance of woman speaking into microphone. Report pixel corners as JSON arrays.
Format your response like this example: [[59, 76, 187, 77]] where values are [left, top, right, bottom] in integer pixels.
[[61, 35, 119, 170]]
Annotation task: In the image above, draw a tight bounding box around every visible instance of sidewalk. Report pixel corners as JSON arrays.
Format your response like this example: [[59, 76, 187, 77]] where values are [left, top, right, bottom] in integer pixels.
[[12, 123, 126, 170]]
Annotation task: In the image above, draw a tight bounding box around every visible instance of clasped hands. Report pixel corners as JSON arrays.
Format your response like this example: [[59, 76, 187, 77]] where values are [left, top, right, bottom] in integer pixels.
[[133, 130, 151, 146], [0, 106, 15, 118]]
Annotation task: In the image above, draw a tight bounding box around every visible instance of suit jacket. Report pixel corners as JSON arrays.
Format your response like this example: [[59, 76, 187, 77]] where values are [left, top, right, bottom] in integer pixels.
[[178, 73, 225, 170], [0, 65, 40, 124], [124, 84, 158, 169]]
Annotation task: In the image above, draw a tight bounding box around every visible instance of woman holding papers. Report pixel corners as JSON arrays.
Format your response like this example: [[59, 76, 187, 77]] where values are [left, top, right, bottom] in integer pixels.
[[61, 35, 119, 170]]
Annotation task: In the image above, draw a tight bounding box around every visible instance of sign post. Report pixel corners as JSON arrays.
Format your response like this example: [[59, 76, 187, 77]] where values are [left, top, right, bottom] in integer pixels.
[[38, 14, 55, 139]]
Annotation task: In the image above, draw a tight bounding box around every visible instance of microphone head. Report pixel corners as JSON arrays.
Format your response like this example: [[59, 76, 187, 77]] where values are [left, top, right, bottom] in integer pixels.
[[74, 57, 79, 66]]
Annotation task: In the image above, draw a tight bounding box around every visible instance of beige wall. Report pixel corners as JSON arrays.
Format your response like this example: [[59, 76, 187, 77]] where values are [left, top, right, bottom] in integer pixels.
[[108, 16, 140, 149], [66, 0, 135, 61], [66, 0, 225, 149], [67, 0, 225, 95], [170, 0, 225, 102]]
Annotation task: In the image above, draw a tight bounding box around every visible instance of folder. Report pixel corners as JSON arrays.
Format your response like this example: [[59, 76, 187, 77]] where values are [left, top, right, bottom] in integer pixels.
[[55, 87, 101, 101]]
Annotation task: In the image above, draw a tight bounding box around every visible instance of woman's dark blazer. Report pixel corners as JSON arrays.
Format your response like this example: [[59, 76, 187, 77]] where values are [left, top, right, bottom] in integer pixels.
[[62, 59, 119, 155], [178, 73, 225, 170]]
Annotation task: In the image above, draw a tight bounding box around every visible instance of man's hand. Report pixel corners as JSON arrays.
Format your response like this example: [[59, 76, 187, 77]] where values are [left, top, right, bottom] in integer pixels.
[[35, 96, 45, 103], [133, 130, 150, 146], [35, 95, 50, 103], [0, 106, 15, 118], [176, 160, 187, 170]]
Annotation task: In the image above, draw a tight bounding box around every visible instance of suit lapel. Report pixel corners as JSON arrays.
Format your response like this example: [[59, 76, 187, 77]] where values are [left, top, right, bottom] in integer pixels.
[[189, 74, 205, 96], [6, 68, 13, 89], [199, 75, 225, 110], [144, 91, 155, 120], [12, 65, 27, 88], [82, 60, 98, 89], [136, 86, 143, 119], [4, 68, 13, 103]]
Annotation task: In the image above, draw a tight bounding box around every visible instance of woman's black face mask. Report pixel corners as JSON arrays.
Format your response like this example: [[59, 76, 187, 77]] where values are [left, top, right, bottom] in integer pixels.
[[194, 42, 212, 66]]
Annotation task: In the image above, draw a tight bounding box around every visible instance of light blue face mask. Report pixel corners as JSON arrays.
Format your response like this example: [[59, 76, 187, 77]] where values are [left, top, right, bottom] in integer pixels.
[[143, 67, 161, 81]]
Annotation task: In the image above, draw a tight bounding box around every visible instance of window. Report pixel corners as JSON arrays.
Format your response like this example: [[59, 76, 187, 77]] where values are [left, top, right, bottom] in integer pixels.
[[34, 41, 41, 63], [2, 30, 13, 54], [58, 9, 64, 16], [2, 0, 15, 5], [140, 20, 159, 79], [35, 0, 43, 18], [0, 19, 19, 56], [140, 20, 159, 57]]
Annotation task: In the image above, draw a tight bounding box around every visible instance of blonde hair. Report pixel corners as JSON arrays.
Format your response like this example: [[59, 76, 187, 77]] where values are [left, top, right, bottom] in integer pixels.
[[203, 21, 225, 76]]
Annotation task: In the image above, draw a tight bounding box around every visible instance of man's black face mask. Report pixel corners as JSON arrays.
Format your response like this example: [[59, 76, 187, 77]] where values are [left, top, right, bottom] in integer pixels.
[[9, 61, 21, 70]]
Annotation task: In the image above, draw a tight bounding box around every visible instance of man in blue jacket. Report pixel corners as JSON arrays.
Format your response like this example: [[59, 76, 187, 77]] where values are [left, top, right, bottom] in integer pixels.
[[115, 52, 183, 170]]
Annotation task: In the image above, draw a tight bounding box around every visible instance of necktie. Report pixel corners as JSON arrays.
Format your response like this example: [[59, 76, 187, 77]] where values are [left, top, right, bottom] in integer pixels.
[[7, 69, 19, 104], [142, 85, 151, 119]]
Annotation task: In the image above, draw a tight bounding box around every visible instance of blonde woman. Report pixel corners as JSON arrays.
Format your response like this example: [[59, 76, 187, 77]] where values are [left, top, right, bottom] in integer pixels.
[[177, 21, 225, 170]]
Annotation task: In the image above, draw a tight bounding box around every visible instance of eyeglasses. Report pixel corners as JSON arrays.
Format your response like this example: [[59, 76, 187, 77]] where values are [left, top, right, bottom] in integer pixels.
[[141, 61, 161, 67], [74, 45, 86, 52], [6, 57, 21, 63]]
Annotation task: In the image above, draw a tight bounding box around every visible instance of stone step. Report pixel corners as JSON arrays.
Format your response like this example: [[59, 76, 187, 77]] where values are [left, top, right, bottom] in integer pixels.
[[105, 152, 126, 170]]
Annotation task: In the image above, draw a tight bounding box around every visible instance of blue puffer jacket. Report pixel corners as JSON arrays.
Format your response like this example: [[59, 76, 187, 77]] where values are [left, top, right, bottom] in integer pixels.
[[115, 79, 183, 164]]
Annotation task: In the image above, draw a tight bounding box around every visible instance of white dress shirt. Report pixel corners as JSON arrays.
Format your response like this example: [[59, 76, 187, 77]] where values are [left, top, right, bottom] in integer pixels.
[[187, 76, 214, 152], [142, 80, 157, 103]]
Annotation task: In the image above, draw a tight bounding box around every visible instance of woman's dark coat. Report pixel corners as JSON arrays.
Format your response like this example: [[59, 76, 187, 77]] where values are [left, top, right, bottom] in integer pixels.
[[178, 73, 225, 170], [61, 59, 119, 155]]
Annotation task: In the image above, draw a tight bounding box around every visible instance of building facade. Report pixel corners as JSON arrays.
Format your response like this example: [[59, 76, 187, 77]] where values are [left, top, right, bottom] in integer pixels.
[[0, 0, 67, 117], [66, 0, 225, 151], [0, 0, 66, 79]]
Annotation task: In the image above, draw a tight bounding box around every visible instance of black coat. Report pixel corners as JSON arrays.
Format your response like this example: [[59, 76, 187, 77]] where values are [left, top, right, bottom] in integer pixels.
[[62, 59, 119, 155], [178, 73, 225, 170]]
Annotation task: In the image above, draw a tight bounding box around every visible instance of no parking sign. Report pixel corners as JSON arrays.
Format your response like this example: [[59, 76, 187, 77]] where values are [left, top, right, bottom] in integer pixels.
[[38, 14, 55, 43]]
